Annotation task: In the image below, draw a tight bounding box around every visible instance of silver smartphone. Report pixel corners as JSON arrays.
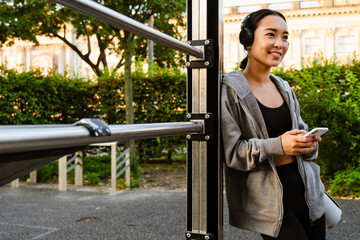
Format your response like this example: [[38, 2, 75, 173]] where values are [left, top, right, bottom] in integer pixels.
[[303, 127, 329, 137]]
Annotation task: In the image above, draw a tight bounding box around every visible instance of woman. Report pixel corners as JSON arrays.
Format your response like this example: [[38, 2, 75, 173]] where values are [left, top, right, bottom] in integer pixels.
[[221, 9, 326, 240]]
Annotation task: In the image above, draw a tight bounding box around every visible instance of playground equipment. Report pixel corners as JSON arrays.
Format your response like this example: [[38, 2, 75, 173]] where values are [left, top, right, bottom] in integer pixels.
[[0, 0, 223, 239]]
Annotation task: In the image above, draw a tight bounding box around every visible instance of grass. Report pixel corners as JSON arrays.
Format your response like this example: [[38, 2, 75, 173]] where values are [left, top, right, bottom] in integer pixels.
[[140, 162, 186, 171]]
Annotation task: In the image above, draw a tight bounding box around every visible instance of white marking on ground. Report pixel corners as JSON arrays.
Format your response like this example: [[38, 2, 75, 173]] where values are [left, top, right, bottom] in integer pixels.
[[0, 222, 59, 239]]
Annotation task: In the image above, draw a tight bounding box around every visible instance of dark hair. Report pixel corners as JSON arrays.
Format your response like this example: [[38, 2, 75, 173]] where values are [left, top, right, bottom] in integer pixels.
[[239, 9, 287, 70]]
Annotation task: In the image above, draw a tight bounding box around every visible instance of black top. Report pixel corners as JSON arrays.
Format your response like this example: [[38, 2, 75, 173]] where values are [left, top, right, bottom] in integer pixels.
[[257, 99, 292, 138]]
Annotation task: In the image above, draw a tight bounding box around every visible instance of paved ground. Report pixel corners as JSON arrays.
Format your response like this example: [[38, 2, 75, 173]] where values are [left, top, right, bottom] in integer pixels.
[[0, 184, 359, 240]]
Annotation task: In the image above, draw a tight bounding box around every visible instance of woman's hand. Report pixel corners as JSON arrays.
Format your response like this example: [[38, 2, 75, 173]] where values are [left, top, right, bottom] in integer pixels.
[[280, 129, 321, 156]]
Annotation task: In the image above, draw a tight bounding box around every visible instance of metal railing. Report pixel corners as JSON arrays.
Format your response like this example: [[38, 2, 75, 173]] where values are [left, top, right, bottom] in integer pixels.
[[58, 151, 83, 191], [89, 143, 131, 194], [0, 122, 203, 155], [0, 122, 202, 188], [66, 153, 80, 174], [49, 0, 203, 59], [56, 144, 130, 193], [115, 148, 130, 179]]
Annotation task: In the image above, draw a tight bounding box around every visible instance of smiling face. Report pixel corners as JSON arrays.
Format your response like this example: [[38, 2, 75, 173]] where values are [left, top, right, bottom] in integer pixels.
[[247, 15, 289, 69]]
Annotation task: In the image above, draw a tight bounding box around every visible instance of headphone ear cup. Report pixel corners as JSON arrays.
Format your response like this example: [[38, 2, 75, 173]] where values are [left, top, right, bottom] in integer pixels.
[[239, 27, 254, 48]]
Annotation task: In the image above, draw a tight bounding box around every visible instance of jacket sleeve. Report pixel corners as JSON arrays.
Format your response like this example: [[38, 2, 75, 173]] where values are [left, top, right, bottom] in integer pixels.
[[221, 85, 284, 171], [291, 89, 319, 161]]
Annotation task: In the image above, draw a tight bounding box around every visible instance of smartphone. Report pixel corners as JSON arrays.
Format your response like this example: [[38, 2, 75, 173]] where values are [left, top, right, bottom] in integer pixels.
[[303, 127, 329, 137]]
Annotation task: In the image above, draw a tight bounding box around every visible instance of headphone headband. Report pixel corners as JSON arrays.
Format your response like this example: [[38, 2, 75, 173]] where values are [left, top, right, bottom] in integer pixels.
[[241, 12, 253, 29]]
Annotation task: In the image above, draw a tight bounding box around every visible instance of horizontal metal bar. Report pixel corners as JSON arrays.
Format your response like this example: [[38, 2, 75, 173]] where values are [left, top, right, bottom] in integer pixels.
[[116, 156, 130, 171], [67, 163, 77, 173], [116, 148, 130, 162], [67, 155, 77, 165], [49, 0, 203, 58], [0, 122, 202, 155], [116, 165, 130, 179]]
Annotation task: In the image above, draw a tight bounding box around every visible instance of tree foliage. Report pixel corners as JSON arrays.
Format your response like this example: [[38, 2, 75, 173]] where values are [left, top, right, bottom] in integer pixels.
[[273, 54, 360, 178], [95, 63, 187, 163], [0, 0, 186, 76], [0, 65, 95, 124], [0, 63, 186, 162]]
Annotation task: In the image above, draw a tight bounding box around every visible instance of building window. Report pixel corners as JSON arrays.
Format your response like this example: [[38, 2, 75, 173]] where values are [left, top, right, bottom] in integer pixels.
[[237, 5, 260, 14], [334, 0, 360, 6], [301, 1, 321, 9], [305, 37, 321, 55], [338, 36, 354, 53], [223, 7, 231, 15], [269, 3, 292, 11]]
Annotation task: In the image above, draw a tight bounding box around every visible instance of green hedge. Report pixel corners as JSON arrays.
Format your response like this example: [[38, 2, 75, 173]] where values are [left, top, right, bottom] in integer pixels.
[[133, 65, 186, 163], [273, 55, 360, 197], [4, 56, 359, 195], [95, 64, 187, 163], [0, 64, 186, 184], [0, 66, 96, 124]]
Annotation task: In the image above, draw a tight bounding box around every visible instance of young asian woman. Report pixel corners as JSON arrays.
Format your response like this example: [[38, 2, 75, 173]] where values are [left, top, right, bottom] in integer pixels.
[[221, 9, 326, 240]]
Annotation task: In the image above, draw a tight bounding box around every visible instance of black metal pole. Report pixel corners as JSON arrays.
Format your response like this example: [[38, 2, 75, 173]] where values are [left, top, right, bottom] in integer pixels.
[[206, 0, 223, 238], [186, 0, 223, 239]]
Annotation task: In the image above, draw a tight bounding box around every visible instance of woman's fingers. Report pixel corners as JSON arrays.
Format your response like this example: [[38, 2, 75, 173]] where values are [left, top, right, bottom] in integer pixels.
[[295, 141, 316, 148], [285, 129, 306, 136], [313, 135, 322, 142], [281, 130, 317, 155]]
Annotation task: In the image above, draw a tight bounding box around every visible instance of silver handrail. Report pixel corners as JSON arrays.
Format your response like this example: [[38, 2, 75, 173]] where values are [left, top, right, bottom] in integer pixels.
[[0, 122, 202, 154], [49, 0, 203, 59]]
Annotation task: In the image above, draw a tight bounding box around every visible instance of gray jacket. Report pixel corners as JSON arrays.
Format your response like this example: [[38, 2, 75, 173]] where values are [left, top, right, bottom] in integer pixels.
[[221, 71, 326, 237]]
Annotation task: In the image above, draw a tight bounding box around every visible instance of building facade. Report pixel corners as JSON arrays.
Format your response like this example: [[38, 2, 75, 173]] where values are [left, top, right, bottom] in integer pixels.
[[224, 0, 360, 72], [0, 26, 108, 77]]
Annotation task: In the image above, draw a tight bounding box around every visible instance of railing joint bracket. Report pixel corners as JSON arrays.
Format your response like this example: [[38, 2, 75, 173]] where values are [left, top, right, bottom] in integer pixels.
[[185, 232, 213, 240], [186, 39, 214, 68], [186, 113, 214, 141], [75, 118, 111, 137]]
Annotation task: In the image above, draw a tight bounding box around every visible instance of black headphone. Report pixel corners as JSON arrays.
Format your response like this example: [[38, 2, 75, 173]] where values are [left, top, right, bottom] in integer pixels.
[[239, 12, 254, 48]]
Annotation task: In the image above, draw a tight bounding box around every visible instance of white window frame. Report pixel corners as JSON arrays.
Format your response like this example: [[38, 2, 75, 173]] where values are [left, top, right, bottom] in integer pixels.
[[304, 37, 321, 55], [337, 35, 355, 53]]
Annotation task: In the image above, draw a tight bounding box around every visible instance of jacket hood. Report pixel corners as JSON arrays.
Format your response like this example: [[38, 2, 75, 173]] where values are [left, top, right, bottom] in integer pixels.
[[222, 70, 291, 99]]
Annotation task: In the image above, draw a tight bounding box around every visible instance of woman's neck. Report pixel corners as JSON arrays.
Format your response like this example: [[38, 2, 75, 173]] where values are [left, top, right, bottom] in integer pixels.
[[242, 62, 271, 85], [242, 62, 283, 109]]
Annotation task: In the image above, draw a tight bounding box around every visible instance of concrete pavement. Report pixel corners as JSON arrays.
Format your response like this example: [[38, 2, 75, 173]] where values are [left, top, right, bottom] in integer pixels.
[[0, 184, 359, 240]]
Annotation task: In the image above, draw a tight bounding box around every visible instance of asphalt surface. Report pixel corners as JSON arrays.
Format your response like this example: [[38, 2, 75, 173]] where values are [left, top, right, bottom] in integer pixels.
[[0, 184, 359, 240]]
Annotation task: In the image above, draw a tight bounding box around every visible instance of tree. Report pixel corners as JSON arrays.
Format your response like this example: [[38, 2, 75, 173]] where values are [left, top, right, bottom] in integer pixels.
[[0, 0, 186, 76], [0, 0, 186, 172]]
